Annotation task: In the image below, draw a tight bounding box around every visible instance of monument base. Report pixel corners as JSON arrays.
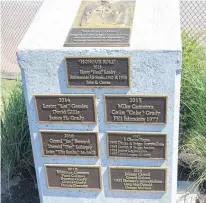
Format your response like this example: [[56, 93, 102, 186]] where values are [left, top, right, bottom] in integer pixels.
[[17, 0, 182, 203]]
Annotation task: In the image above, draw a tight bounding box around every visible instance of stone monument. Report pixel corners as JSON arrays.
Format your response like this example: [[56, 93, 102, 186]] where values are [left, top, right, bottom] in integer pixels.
[[17, 0, 182, 202]]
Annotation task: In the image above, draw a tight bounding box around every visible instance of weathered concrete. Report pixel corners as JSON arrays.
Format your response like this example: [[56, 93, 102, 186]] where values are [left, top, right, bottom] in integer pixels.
[[17, 0, 182, 202]]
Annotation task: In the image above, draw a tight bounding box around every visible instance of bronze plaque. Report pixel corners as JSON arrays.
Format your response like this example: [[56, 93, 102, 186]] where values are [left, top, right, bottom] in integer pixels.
[[45, 164, 102, 190], [65, 57, 130, 87], [107, 132, 166, 159], [64, 0, 136, 47], [109, 166, 166, 192], [105, 95, 167, 124], [35, 95, 96, 123], [40, 130, 99, 157]]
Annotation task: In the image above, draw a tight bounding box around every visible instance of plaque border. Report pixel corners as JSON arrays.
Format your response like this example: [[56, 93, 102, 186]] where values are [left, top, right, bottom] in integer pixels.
[[64, 42, 130, 47], [104, 94, 168, 125], [44, 164, 102, 191], [39, 130, 100, 158], [64, 30, 131, 47], [108, 166, 167, 192], [64, 56, 131, 88], [34, 94, 97, 124], [106, 131, 167, 160]]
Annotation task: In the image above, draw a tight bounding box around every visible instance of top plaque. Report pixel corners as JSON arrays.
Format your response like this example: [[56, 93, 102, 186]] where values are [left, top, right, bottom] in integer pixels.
[[64, 0, 136, 47]]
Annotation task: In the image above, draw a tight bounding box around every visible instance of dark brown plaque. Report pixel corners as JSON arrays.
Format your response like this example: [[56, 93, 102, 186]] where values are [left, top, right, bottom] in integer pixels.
[[34, 95, 96, 123], [107, 132, 166, 159], [45, 164, 102, 190], [109, 166, 167, 192], [64, 0, 136, 47], [40, 130, 99, 157], [105, 95, 167, 124], [65, 57, 130, 87]]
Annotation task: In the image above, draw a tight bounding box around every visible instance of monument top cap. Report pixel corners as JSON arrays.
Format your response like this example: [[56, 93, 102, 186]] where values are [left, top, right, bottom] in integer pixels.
[[18, 0, 181, 51]]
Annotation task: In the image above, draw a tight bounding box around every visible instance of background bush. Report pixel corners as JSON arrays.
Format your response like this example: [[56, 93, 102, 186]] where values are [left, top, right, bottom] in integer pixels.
[[1, 79, 34, 179], [179, 32, 206, 192], [180, 32, 206, 142]]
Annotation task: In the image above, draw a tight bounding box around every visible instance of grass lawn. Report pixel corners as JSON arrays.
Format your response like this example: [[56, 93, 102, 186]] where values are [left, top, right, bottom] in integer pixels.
[[1, 79, 16, 104]]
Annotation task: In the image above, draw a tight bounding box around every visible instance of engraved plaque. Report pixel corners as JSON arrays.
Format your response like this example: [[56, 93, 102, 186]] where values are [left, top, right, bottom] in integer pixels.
[[64, 0, 136, 47], [40, 131, 99, 157], [109, 166, 166, 192], [107, 132, 166, 159], [65, 57, 130, 87], [105, 95, 167, 124], [45, 164, 101, 190], [35, 95, 96, 123]]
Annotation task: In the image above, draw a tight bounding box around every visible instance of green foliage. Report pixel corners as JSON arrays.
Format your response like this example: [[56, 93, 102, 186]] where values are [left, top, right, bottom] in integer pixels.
[[1, 79, 15, 99], [179, 32, 206, 194], [179, 131, 206, 192], [1, 79, 34, 178], [180, 32, 206, 142]]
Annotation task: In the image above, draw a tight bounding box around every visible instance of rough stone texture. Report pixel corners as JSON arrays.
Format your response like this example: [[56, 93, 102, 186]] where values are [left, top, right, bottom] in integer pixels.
[[17, 0, 182, 203]]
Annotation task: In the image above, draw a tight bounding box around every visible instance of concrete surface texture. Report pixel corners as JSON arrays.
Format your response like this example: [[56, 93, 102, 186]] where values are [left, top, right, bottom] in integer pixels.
[[17, 0, 181, 203]]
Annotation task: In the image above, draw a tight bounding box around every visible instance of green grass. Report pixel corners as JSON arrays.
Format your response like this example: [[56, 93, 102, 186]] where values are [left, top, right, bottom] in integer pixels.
[[179, 132, 206, 193], [179, 32, 206, 193], [1, 79, 15, 108], [180, 32, 206, 142], [1, 79, 34, 179]]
